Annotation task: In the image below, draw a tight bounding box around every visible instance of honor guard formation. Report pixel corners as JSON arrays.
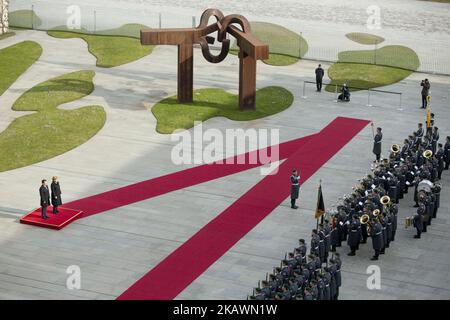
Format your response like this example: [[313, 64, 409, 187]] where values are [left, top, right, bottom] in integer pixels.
[[250, 113, 449, 300]]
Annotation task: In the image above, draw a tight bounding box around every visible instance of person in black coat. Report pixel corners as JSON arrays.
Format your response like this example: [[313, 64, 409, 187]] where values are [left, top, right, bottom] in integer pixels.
[[436, 144, 444, 179], [444, 136, 450, 170], [347, 215, 360, 256], [315, 64, 325, 92], [370, 219, 383, 260], [39, 179, 50, 220], [373, 127, 383, 162], [290, 169, 300, 209], [51, 176, 62, 214]]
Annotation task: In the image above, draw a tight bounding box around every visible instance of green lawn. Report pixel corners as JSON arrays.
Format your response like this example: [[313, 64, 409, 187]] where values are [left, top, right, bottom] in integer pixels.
[[48, 24, 154, 68], [345, 32, 385, 45], [0, 32, 16, 40], [0, 70, 106, 172], [231, 22, 308, 66], [338, 45, 420, 70], [0, 41, 42, 96], [326, 63, 413, 92], [152, 87, 294, 134], [9, 10, 42, 29], [326, 45, 420, 92]]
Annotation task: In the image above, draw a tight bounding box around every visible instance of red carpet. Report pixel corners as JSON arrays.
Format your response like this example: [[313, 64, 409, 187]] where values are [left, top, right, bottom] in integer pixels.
[[117, 117, 369, 300], [65, 134, 317, 218], [20, 207, 83, 230]]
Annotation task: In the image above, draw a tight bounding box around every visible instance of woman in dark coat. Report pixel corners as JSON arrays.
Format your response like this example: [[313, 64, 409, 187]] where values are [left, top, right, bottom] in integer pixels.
[[51, 176, 62, 214]]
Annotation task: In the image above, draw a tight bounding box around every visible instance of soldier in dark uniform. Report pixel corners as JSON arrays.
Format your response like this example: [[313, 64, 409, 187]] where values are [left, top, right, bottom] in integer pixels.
[[370, 219, 383, 260], [432, 127, 439, 154], [296, 239, 307, 263], [373, 127, 383, 162], [413, 206, 424, 239], [334, 253, 342, 299], [390, 203, 398, 241], [290, 169, 300, 209], [50, 176, 62, 214], [315, 64, 325, 92], [330, 216, 340, 252], [318, 225, 326, 264], [310, 230, 320, 256], [347, 215, 360, 256], [416, 123, 424, 146], [444, 136, 450, 170], [39, 179, 50, 220], [323, 220, 331, 260], [436, 144, 444, 179]]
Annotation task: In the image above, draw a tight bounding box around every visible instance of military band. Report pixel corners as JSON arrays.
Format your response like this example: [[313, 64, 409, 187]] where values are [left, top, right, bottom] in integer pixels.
[[251, 118, 447, 300]]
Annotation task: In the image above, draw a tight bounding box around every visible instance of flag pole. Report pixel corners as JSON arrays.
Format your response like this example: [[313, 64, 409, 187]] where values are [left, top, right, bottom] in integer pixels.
[[316, 179, 322, 229]]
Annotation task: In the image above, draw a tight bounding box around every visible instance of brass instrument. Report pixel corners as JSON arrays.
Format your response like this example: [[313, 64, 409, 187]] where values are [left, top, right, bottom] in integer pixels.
[[423, 150, 433, 159], [405, 216, 413, 229], [372, 209, 381, 217], [360, 214, 374, 233], [391, 144, 400, 154], [380, 195, 391, 206]]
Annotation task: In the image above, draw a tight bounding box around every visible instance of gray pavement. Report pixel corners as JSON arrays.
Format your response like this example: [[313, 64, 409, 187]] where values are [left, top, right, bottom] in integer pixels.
[[0, 29, 450, 300]]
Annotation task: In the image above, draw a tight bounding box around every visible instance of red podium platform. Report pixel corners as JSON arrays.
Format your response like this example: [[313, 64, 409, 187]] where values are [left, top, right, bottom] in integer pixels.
[[20, 207, 83, 230]]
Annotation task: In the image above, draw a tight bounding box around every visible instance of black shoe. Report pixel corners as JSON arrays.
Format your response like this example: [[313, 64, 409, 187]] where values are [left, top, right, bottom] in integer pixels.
[[370, 256, 378, 261], [414, 235, 421, 239], [291, 205, 299, 209], [386, 245, 390, 248], [380, 251, 385, 255], [361, 241, 367, 244], [413, 204, 419, 208], [42, 216, 48, 220], [347, 252, 355, 256]]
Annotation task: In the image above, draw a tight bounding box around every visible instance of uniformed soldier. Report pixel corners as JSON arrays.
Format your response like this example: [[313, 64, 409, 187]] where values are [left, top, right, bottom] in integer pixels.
[[347, 215, 361, 256], [413, 207, 424, 239], [444, 136, 450, 170], [290, 169, 300, 209], [390, 203, 398, 241], [318, 225, 326, 264], [370, 219, 383, 260], [416, 123, 424, 146], [432, 127, 440, 154], [310, 230, 320, 256], [323, 220, 331, 260], [296, 239, 307, 263], [373, 127, 383, 162]]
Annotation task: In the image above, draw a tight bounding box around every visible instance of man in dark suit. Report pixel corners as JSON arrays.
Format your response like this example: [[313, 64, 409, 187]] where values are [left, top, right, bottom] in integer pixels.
[[39, 179, 50, 220], [373, 127, 382, 162], [315, 64, 325, 92], [51, 176, 62, 214]]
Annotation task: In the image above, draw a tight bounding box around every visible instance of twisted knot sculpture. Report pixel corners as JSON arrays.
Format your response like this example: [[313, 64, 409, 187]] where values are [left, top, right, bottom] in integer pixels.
[[141, 8, 269, 110]]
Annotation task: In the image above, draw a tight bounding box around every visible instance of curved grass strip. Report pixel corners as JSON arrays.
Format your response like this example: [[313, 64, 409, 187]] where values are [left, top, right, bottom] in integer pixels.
[[152, 86, 294, 134], [48, 24, 154, 68], [345, 32, 385, 45], [0, 70, 106, 172], [231, 22, 308, 66], [325, 63, 413, 92], [338, 45, 420, 71], [9, 10, 42, 29], [0, 41, 42, 96], [325, 45, 420, 92]]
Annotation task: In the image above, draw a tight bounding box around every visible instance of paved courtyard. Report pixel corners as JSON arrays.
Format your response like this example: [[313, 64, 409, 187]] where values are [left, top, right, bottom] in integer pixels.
[[0, 29, 450, 300]]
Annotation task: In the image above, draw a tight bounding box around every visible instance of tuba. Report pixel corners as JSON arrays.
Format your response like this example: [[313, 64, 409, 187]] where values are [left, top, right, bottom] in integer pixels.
[[372, 209, 381, 217], [423, 150, 433, 159], [380, 195, 391, 206], [391, 144, 400, 154], [360, 214, 373, 233]]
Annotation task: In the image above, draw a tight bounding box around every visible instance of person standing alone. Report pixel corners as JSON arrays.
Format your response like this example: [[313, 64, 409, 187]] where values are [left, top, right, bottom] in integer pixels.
[[39, 179, 50, 220], [315, 64, 325, 92], [420, 79, 430, 109], [291, 169, 301, 209], [51, 176, 62, 214], [373, 127, 383, 162]]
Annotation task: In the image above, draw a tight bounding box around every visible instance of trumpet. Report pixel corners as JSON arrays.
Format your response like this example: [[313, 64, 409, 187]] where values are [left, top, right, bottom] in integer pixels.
[[391, 144, 400, 154], [423, 150, 433, 159]]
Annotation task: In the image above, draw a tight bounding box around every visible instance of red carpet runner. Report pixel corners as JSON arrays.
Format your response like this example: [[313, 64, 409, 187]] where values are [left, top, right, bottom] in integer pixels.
[[116, 117, 369, 300]]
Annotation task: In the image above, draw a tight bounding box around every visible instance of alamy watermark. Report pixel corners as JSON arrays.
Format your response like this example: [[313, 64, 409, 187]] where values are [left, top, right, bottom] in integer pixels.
[[66, 265, 81, 290], [366, 265, 381, 290], [171, 122, 280, 175]]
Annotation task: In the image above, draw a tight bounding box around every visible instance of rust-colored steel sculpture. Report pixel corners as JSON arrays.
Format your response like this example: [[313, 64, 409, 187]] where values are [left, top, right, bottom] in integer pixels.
[[141, 9, 269, 110]]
